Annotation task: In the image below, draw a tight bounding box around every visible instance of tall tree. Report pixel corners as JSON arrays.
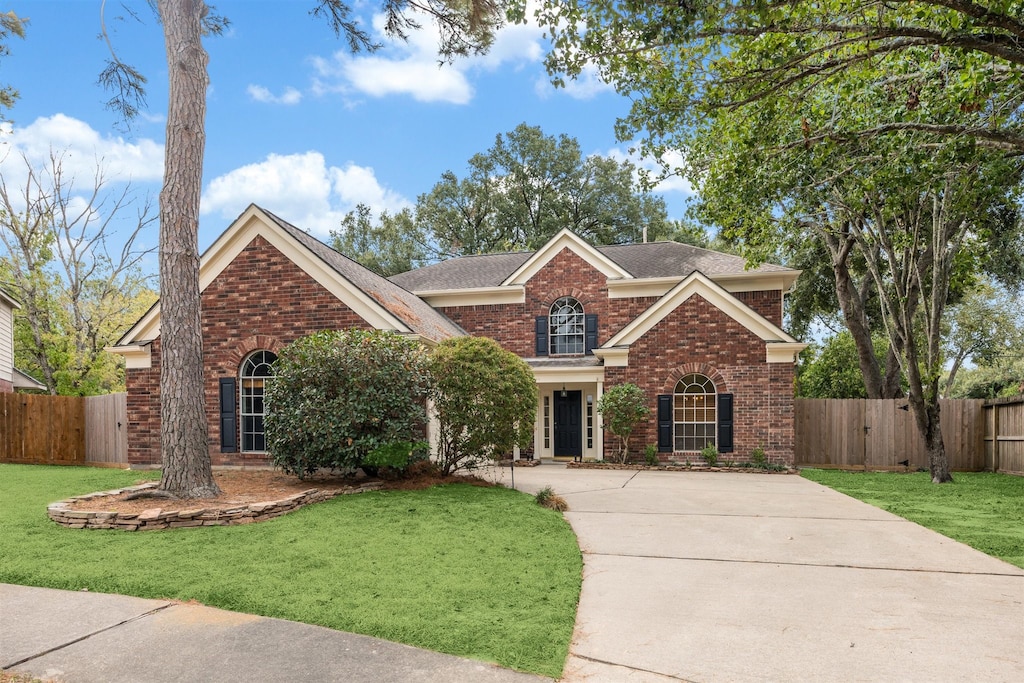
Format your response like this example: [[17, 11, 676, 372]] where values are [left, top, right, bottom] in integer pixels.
[[417, 123, 671, 258], [525, 2, 1024, 482], [0, 10, 26, 120], [104, 0, 507, 498], [0, 151, 157, 395], [942, 282, 1024, 397], [330, 204, 429, 276]]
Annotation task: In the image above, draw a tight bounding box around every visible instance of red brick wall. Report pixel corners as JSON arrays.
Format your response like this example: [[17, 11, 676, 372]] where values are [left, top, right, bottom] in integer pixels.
[[438, 248, 796, 464], [125, 235, 374, 467], [0, 378, 13, 393], [604, 294, 795, 464], [734, 289, 783, 328], [440, 248, 659, 354], [126, 242, 797, 467]]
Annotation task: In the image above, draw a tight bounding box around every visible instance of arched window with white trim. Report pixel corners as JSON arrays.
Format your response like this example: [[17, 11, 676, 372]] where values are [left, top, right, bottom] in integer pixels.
[[549, 296, 584, 355], [674, 373, 717, 452], [240, 350, 276, 452]]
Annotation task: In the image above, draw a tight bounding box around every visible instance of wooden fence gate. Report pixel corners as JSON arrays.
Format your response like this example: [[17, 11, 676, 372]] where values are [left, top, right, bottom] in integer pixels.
[[0, 393, 127, 466], [795, 399, 986, 471], [0, 393, 85, 464]]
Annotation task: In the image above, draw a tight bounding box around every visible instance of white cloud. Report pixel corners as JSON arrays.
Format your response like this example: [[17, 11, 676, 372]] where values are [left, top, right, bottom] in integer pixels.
[[535, 63, 614, 100], [247, 84, 303, 105], [312, 6, 545, 105], [0, 114, 164, 183], [200, 151, 411, 237], [341, 55, 473, 104], [605, 146, 696, 198]]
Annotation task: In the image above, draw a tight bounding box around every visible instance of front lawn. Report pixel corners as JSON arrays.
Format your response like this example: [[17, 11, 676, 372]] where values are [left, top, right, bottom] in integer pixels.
[[801, 469, 1024, 569], [0, 465, 581, 678]]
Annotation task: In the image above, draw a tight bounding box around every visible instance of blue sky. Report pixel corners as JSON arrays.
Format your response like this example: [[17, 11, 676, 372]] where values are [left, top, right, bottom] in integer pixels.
[[1, 1, 694, 262]]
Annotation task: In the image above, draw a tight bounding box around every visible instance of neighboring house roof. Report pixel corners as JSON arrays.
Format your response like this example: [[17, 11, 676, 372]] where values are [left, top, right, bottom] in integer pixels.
[[389, 239, 795, 292], [115, 205, 463, 351], [0, 288, 20, 309], [12, 367, 47, 391]]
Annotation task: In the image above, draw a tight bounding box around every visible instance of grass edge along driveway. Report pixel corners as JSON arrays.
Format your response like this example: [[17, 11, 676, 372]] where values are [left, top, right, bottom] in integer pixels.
[[801, 469, 1024, 569], [0, 465, 582, 679]]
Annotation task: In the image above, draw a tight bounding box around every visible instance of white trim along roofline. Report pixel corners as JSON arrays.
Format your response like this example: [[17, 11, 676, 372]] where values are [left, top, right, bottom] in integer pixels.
[[111, 205, 412, 360]]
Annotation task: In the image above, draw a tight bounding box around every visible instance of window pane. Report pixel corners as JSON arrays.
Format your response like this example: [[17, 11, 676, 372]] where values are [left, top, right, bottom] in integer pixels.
[[240, 350, 276, 453], [672, 373, 717, 453]]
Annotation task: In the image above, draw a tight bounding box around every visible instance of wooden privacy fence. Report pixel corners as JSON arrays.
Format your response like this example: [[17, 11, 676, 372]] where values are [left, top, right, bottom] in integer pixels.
[[0, 393, 127, 466], [795, 399, 988, 471], [985, 397, 1024, 475]]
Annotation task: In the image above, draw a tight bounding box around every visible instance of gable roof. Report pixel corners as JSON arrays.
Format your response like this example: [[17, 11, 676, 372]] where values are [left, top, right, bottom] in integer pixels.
[[501, 229, 633, 285], [389, 238, 795, 292], [595, 270, 806, 364], [116, 205, 463, 347], [258, 209, 464, 343]]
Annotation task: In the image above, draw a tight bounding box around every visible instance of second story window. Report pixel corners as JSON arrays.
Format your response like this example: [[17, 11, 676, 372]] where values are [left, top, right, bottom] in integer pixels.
[[550, 296, 584, 355]]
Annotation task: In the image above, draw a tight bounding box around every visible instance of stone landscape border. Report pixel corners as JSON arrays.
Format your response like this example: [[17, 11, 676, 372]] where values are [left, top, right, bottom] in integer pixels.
[[47, 481, 383, 531]]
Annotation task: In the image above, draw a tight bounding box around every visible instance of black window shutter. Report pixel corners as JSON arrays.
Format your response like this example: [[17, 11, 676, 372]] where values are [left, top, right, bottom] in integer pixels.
[[585, 313, 598, 355], [535, 316, 548, 356], [657, 394, 673, 453], [718, 393, 734, 453], [219, 377, 237, 453]]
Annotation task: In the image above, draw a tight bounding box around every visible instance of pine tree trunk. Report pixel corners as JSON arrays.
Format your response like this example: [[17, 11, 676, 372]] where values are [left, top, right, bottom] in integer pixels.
[[156, 0, 219, 499]]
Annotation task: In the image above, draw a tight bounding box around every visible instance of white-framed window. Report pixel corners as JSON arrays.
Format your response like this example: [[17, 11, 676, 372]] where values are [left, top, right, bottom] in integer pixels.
[[240, 350, 276, 452], [549, 296, 584, 355], [674, 373, 717, 452]]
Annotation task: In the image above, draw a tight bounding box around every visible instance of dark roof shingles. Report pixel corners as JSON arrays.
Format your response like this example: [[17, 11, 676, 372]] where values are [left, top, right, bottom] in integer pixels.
[[261, 209, 464, 342], [389, 241, 793, 292]]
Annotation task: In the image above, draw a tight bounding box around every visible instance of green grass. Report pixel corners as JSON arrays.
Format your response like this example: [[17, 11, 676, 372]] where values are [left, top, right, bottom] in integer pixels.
[[801, 469, 1024, 568], [0, 465, 582, 678]]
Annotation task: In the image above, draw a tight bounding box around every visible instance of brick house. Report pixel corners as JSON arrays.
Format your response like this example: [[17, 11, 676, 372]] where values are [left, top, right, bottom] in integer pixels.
[[112, 204, 805, 468]]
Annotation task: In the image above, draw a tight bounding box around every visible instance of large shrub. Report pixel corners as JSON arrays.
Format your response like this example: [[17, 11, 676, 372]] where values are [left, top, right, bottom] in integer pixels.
[[265, 330, 431, 477], [429, 336, 537, 475], [596, 383, 650, 463]]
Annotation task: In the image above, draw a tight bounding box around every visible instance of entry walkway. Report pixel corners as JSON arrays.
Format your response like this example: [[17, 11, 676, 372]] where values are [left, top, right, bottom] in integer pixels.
[[495, 464, 1024, 682]]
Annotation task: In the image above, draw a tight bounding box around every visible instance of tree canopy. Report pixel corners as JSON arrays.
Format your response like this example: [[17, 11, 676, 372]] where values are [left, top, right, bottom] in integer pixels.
[[96, 0, 509, 498], [523, 0, 1024, 482], [0, 151, 157, 395], [521, 1, 1024, 158], [333, 122, 672, 274]]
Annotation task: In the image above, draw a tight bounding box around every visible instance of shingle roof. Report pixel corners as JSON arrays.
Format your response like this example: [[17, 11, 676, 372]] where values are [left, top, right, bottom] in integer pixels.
[[388, 251, 533, 291], [388, 240, 792, 292], [261, 208, 465, 343], [597, 242, 792, 279]]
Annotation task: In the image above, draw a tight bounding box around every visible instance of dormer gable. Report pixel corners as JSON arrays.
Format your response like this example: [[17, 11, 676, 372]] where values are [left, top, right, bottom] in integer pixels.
[[597, 271, 805, 365], [501, 229, 632, 286]]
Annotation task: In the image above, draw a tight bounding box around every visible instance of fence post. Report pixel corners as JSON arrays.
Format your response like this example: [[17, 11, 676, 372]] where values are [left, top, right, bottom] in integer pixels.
[[992, 403, 1000, 474]]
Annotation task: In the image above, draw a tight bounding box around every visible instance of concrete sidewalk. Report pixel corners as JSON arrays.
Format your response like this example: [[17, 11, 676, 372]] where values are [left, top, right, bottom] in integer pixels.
[[0, 583, 549, 683], [495, 464, 1024, 682]]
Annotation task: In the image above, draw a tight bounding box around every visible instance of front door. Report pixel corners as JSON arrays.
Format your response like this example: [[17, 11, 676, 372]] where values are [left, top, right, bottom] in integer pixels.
[[553, 390, 582, 459]]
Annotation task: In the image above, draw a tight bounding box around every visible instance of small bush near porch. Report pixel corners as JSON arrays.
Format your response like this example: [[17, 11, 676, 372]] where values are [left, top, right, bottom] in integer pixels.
[[0, 465, 582, 678], [801, 469, 1024, 568]]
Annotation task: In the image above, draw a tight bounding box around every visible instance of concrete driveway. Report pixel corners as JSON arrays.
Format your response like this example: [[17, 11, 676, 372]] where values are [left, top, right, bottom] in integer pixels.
[[494, 464, 1024, 682]]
